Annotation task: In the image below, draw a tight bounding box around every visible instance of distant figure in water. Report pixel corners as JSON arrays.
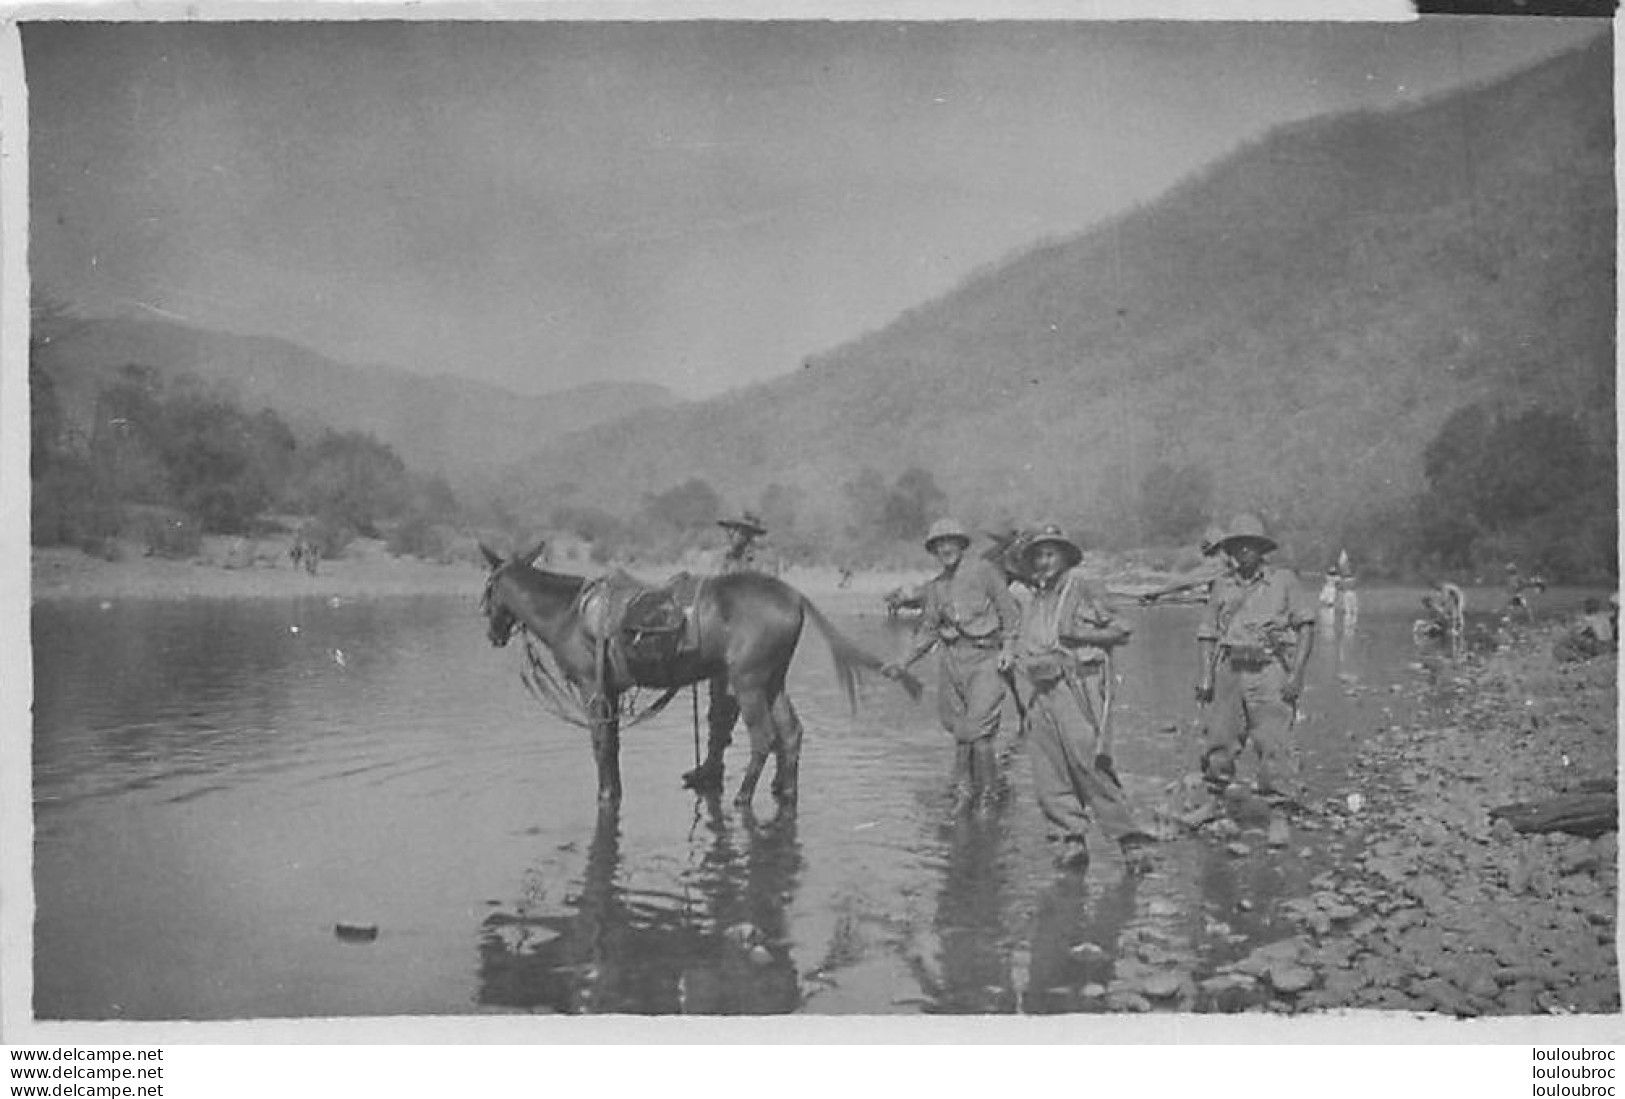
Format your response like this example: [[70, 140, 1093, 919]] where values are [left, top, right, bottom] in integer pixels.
[[291, 533, 320, 576], [1336, 553, 1358, 630], [1318, 568, 1340, 619], [1504, 563, 1546, 624], [1438, 581, 1466, 643]]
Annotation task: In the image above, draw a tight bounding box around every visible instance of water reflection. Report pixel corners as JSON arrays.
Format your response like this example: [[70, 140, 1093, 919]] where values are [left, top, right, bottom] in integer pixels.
[[476, 798, 804, 1014], [917, 811, 1017, 1013], [36, 589, 1548, 1018], [1022, 872, 1139, 1013]]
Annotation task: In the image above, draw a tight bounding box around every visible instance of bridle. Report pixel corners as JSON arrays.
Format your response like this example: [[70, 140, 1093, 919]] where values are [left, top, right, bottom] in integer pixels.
[[481, 568, 519, 647]]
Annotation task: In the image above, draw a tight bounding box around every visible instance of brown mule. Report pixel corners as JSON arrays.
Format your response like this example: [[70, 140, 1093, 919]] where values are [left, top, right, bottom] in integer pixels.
[[480, 543, 919, 808]]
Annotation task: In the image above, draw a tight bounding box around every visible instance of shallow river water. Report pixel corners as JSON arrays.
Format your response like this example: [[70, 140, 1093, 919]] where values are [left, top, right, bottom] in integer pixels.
[[31, 584, 1588, 1019]]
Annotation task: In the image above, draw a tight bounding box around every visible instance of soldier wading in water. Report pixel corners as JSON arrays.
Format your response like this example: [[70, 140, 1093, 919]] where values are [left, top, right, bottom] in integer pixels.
[[884, 518, 1020, 814], [1010, 525, 1158, 872], [1194, 514, 1316, 831]]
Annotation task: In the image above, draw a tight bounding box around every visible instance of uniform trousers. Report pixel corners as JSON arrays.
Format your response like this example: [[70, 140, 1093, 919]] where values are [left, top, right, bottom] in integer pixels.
[[1201, 655, 1300, 798], [936, 643, 1007, 744], [1020, 663, 1141, 846]]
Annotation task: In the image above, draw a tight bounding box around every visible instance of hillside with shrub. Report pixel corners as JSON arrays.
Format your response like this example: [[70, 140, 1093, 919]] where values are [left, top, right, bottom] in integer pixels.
[[499, 37, 1615, 580], [29, 321, 466, 565], [28, 304, 675, 494]]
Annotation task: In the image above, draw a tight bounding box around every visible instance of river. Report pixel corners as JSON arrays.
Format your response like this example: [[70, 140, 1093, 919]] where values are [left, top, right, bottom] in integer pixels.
[[31, 584, 1589, 1018]]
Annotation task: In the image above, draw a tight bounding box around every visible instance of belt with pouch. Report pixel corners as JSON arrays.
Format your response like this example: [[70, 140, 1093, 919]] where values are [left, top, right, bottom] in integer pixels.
[[1221, 643, 1275, 670]]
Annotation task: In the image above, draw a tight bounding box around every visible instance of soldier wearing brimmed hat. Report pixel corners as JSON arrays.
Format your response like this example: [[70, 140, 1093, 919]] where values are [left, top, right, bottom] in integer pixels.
[[1195, 513, 1316, 815], [883, 517, 1021, 813], [712, 511, 771, 576], [1139, 523, 1233, 607], [1011, 524, 1157, 871]]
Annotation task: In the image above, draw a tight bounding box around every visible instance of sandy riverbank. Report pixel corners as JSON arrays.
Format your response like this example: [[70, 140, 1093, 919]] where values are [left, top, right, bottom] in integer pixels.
[[28, 538, 935, 608]]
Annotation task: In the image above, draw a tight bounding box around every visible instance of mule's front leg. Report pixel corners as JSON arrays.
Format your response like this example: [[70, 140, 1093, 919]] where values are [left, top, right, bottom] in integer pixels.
[[591, 697, 623, 806]]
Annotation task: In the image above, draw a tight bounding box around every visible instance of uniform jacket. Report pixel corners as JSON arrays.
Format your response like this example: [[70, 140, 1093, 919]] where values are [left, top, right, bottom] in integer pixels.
[[1198, 564, 1315, 650]]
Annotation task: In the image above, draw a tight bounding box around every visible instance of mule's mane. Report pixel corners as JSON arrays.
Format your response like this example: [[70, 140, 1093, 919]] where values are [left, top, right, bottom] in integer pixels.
[[507, 561, 588, 600]]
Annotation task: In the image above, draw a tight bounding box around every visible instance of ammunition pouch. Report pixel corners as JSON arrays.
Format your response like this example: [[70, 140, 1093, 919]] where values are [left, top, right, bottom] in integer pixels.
[[1222, 643, 1273, 670], [1018, 651, 1072, 688]]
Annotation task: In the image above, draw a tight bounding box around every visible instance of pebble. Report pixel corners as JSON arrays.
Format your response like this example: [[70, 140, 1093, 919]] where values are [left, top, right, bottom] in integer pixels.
[[1226, 842, 1251, 858], [334, 922, 379, 943], [747, 945, 774, 967], [1105, 990, 1153, 1013], [1265, 963, 1317, 994], [1138, 971, 1185, 999], [724, 922, 761, 947]]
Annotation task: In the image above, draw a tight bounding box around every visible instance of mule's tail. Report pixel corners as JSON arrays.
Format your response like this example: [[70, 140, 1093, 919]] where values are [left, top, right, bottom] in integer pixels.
[[800, 597, 924, 709]]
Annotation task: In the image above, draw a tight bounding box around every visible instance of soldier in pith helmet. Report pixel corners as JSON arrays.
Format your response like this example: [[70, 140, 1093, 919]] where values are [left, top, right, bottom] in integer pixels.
[[884, 518, 1021, 813]]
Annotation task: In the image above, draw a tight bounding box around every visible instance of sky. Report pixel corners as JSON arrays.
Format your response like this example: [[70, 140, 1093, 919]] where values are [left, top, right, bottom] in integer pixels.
[[23, 13, 1607, 399]]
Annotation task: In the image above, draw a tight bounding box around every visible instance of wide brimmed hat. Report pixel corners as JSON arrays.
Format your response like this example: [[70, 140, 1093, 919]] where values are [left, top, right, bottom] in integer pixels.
[[924, 518, 972, 552], [1022, 524, 1083, 571], [1198, 524, 1227, 557], [1216, 513, 1277, 555], [718, 511, 767, 537]]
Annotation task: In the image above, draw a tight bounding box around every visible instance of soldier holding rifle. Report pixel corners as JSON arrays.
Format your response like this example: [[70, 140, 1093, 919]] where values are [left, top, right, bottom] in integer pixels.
[[1194, 514, 1316, 810], [1139, 524, 1231, 606], [1010, 525, 1157, 872]]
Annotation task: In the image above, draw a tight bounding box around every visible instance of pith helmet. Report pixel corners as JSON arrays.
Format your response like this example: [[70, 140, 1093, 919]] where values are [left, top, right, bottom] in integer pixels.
[[718, 511, 767, 537], [1199, 524, 1227, 557], [1023, 524, 1083, 571], [924, 518, 972, 552], [1217, 513, 1277, 555]]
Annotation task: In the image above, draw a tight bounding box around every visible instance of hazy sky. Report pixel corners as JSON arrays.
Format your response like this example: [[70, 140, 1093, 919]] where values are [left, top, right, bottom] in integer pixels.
[[25, 15, 1605, 399]]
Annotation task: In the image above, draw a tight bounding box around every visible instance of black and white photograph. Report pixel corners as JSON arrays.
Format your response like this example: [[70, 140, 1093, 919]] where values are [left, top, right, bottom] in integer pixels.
[[5, 2, 1619, 1049]]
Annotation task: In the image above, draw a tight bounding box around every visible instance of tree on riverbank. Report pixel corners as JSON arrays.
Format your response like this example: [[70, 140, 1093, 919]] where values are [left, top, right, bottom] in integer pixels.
[[30, 347, 464, 560]]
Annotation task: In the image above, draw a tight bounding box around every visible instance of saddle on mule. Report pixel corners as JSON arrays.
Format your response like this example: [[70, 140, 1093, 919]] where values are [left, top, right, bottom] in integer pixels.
[[578, 570, 705, 685]]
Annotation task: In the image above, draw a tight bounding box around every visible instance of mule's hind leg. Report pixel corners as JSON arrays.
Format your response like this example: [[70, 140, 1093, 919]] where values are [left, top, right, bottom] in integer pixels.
[[731, 687, 775, 808], [768, 693, 804, 806], [590, 696, 623, 806], [683, 674, 736, 793]]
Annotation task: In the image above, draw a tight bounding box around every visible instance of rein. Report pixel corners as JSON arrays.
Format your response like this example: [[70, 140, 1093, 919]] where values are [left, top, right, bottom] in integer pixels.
[[518, 629, 684, 730], [486, 568, 682, 731]]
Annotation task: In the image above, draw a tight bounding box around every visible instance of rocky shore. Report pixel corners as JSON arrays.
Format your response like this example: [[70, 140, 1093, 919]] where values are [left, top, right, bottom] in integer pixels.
[[1130, 626, 1618, 1016]]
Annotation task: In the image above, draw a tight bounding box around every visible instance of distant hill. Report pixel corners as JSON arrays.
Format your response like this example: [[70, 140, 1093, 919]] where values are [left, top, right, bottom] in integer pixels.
[[31, 314, 676, 490], [503, 36, 1614, 561]]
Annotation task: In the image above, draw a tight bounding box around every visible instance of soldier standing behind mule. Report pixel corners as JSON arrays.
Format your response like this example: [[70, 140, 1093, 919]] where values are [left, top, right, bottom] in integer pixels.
[[711, 511, 771, 575], [883, 519, 1020, 813], [1194, 514, 1316, 815], [1011, 525, 1157, 872]]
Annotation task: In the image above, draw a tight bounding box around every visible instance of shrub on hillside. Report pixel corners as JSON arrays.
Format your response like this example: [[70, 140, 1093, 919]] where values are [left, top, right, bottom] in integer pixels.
[[386, 516, 454, 561], [305, 513, 356, 561], [143, 512, 203, 559]]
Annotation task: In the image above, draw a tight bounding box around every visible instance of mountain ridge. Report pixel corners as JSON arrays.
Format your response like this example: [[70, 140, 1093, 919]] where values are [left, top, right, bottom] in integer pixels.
[[31, 311, 678, 490], [500, 36, 1614, 560]]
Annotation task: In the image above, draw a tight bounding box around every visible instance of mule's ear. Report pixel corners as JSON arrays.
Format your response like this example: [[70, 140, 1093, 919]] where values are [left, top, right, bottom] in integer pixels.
[[479, 543, 504, 570], [523, 540, 547, 566]]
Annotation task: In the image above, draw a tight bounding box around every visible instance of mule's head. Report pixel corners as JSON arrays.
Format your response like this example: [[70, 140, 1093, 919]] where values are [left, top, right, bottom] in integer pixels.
[[479, 541, 546, 648]]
